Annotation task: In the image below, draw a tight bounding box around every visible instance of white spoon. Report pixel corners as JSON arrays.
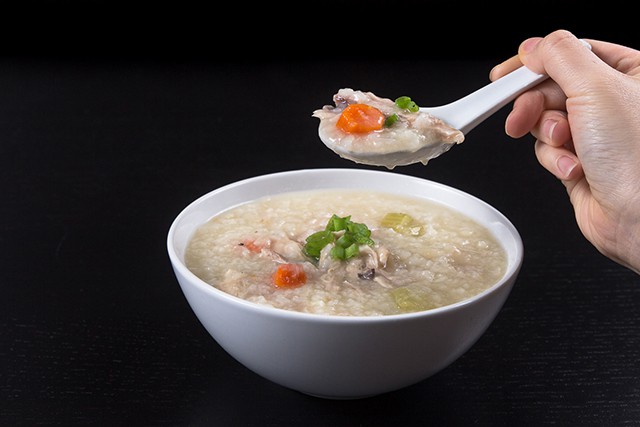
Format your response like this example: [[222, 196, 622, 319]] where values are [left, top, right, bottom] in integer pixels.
[[326, 40, 591, 168], [324, 66, 546, 168], [423, 65, 547, 136]]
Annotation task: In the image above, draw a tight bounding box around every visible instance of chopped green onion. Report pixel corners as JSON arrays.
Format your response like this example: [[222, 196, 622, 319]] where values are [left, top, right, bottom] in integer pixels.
[[384, 113, 398, 127], [326, 215, 347, 232], [336, 234, 353, 248], [330, 245, 345, 259], [347, 221, 374, 245], [302, 230, 334, 258], [394, 96, 419, 113], [344, 243, 359, 259], [303, 214, 375, 261]]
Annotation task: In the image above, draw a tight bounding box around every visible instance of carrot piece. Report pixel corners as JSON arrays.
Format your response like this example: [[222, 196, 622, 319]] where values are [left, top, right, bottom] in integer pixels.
[[336, 104, 386, 134], [241, 240, 262, 253], [272, 263, 307, 288]]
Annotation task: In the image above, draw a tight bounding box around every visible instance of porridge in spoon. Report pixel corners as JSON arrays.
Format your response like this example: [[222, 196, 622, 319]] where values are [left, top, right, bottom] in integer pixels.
[[312, 88, 464, 168]]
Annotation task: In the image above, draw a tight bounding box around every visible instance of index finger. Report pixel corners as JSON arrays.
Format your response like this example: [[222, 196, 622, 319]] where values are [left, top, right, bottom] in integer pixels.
[[489, 54, 523, 81]]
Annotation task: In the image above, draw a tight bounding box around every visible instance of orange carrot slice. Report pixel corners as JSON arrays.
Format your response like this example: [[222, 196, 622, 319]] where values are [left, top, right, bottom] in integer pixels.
[[336, 104, 386, 134], [242, 240, 262, 253], [272, 263, 307, 288]]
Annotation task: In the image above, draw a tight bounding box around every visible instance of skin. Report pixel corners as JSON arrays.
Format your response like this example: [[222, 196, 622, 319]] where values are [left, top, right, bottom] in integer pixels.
[[489, 29, 640, 274]]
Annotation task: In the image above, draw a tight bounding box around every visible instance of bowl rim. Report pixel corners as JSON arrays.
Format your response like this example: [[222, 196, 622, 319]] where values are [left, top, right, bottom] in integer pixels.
[[167, 167, 523, 324]]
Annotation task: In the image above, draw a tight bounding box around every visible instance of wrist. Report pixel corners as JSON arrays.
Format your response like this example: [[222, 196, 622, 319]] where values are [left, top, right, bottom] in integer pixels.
[[617, 214, 640, 275]]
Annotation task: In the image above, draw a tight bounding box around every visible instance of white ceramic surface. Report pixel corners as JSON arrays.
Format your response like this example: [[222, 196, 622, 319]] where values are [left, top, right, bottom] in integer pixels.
[[167, 168, 523, 399]]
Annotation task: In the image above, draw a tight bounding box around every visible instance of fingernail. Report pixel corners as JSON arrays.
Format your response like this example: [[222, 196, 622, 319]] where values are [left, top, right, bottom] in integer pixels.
[[521, 38, 541, 54], [543, 119, 558, 143], [489, 66, 498, 81], [504, 111, 514, 137], [557, 155, 577, 178]]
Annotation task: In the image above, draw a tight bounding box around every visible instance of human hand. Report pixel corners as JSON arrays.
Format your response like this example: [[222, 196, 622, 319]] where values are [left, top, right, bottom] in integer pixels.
[[490, 29, 640, 274]]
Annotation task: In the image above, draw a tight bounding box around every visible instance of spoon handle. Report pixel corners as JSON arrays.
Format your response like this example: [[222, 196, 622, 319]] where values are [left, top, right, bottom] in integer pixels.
[[424, 66, 547, 135], [425, 39, 592, 135]]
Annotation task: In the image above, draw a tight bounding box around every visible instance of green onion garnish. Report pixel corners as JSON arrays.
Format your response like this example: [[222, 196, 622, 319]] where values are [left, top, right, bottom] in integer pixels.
[[384, 113, 398, 127], [303, 214, 374, 261], [395, 96, 419, 113], [302, 230, 334, 259]]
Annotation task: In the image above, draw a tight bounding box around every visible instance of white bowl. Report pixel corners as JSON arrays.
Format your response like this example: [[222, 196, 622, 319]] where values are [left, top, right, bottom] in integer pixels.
[[167, 168, 523, 399]]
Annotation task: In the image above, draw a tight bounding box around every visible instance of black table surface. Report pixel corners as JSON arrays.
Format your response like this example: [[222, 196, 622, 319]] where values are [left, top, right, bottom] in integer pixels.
[[3, 32, 640, 426]]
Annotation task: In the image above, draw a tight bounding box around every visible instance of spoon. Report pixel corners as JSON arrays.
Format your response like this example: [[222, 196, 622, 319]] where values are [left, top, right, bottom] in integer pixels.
[[326, 40, 592, 168]]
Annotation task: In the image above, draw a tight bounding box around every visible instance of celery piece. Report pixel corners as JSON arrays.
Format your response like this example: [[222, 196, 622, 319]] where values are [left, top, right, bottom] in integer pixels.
[[391, 287, 433, 313], [380, 212, 424, 236]]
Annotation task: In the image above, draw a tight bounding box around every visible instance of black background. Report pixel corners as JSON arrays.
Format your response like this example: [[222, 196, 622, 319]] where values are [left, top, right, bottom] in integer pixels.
[[3, 1, 640, 425], [2, 1, 638, 62]]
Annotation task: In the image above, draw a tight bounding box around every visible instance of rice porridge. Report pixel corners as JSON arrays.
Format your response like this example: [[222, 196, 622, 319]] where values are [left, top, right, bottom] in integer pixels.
[[184, 189, 507, 316]]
